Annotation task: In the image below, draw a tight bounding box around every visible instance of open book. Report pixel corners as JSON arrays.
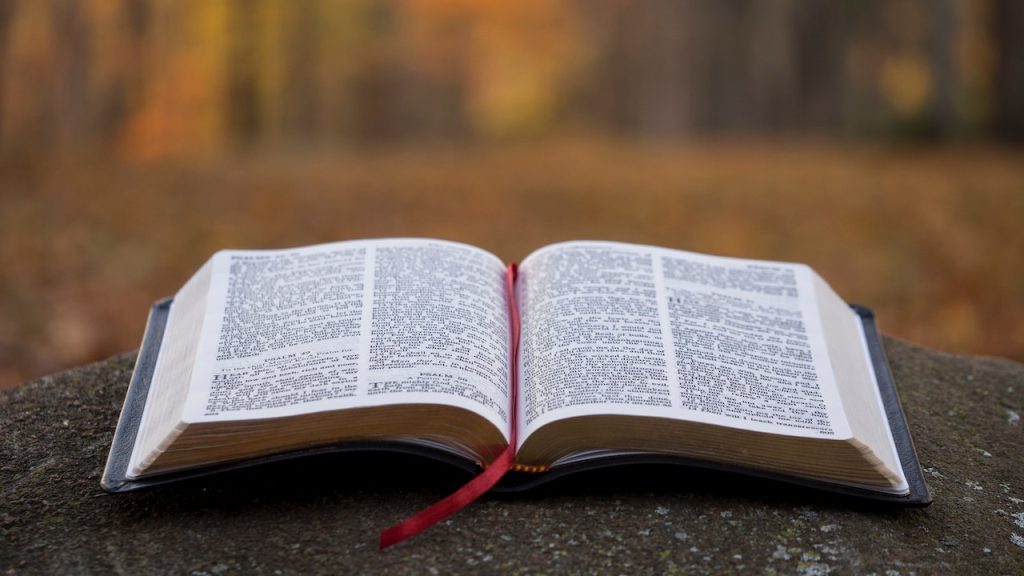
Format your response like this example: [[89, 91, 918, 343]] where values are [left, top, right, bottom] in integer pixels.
[[103, 239, 929, 511]]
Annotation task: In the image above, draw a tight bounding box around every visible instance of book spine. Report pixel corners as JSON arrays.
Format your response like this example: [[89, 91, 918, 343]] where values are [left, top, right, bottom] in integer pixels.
[[507, 262, 520, 451]]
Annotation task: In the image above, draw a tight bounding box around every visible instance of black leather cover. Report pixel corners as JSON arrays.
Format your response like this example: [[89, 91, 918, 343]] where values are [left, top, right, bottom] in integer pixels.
[[102, 300, 931, 505]]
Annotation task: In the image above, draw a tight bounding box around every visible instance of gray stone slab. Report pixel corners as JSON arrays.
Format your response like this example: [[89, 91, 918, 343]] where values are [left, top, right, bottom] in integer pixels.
[[2, 337, 1023, 574]]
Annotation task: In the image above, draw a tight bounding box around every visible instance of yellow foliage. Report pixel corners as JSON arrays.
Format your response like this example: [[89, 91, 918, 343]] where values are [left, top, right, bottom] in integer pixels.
[[880, 52, 932, 117], [403, 0, 585, 137]]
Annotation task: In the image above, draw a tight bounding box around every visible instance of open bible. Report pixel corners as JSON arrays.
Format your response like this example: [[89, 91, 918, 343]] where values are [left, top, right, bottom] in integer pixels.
[[103, 239, 930, 540]]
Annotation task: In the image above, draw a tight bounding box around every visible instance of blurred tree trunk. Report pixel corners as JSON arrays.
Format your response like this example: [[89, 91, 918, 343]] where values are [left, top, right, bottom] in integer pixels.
[[598, 0, 696, 138], [99, 0, 148, 142], [931, 0, 957, 137], [694, 1, 747, 134], [53, 0, 92, 149], [793, 0, 848, 133], [227, 0, 262, 145], [351, 1, 404, 143], [283, 1, 319, 141], [0, 0, 13, 147], [994, 0, 1024, 140], [747, 0, 798, 133], [634, 0, 690, 138], [596, 0, 633, 134]]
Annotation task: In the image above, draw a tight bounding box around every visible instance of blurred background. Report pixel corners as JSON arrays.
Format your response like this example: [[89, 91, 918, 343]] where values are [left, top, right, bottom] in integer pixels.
[[0, 0, 1022, 389]]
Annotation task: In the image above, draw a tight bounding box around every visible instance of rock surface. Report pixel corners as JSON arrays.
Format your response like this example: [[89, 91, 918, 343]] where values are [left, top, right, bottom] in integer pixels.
[[2, 337, 1023, 574]]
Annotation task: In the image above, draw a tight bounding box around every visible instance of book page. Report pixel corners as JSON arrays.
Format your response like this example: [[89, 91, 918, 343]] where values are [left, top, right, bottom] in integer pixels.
[[517, 241, 851, 448], [181, 239, 511, 439]]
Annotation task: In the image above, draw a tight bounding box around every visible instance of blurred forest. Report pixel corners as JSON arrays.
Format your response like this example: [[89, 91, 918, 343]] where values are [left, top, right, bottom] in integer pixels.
[[0, 0, 1022, 388]]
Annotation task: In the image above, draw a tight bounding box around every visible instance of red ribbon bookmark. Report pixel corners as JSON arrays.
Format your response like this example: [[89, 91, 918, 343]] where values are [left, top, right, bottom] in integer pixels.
[[378, 445, 515, 548], [379, 264, 521, 549]]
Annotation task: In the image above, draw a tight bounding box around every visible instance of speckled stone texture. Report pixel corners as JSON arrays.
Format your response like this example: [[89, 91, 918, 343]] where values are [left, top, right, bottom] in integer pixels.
[[2, 337, 1023, 575]]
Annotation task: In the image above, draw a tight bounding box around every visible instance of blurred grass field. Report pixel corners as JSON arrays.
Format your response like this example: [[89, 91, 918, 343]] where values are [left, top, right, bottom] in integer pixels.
[[0, 140, 1022, 389]]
